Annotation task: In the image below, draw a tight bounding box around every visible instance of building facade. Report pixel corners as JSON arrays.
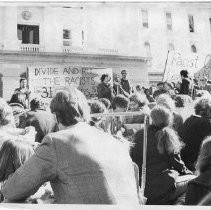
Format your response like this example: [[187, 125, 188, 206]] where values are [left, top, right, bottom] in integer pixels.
[[0, 2, 211, 99]]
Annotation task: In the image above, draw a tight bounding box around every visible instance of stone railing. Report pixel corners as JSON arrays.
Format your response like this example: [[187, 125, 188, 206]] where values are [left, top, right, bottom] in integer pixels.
[[98, 48, 119, 55], [62, 46, 119, 55], [20, 44, 45, 52]]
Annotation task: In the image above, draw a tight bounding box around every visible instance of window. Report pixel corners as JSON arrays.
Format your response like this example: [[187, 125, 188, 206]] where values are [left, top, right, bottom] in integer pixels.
[[82, 30, 84, 45], [191, 44, 197, 53], [209, 18, 211, 32], [188, 15, 194, 32], [144, 41, 151, 56], [166, 12, 172, 30], [63, 29, 72, 46], [17, 24, 39, 44], [168, 43, 175, 51], [141, 10, 148, 28]]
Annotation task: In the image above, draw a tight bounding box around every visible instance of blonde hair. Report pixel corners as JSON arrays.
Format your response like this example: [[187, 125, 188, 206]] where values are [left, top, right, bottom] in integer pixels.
[[196, 136, 211, 174], [156, 94, 175, 111], [0, 98, 15, 127], [194, 96, 211, 118], [150, 106, 184, 154]]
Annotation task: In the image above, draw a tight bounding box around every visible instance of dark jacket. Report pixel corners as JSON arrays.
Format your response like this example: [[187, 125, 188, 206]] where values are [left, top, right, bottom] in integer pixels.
[[180, 115, 211, 171], [25, 109, 58, 143], [120, 79, 131, 95], [185, 166, 211, 205], [97, 82, 113, 101], [131, 125, 191, 204], [179, 78, 190, 95]]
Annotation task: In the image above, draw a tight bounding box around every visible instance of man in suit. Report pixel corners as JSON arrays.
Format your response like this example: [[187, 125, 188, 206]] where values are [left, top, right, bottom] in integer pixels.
[[2, 88, 140, 204]]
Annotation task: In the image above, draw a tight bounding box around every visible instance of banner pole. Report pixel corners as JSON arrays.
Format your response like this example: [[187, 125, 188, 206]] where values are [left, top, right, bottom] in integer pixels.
[[141, 115, 149, 197], [162, 50, 170, 82]]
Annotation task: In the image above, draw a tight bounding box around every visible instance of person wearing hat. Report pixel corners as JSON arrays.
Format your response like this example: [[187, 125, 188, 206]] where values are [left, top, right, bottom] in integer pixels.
[[120, 70, 132, 96], [153, 82, 167, 99]]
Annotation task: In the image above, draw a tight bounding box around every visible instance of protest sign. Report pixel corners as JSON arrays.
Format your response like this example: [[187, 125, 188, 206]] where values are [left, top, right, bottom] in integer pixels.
[[163, 51, 202, 83], [162, 51, 211, 85], [28, 65, 112, 107]]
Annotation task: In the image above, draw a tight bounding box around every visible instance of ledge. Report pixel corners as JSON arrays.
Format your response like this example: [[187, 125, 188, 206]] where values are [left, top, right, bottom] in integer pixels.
[[0, 50, 151, 63]]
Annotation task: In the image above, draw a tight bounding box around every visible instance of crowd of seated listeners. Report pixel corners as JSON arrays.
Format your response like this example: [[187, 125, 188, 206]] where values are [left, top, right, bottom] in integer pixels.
[[0, 80, 211, 205]]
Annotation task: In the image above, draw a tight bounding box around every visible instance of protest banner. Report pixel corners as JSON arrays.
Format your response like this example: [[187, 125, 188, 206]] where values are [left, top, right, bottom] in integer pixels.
[[163, 51, 211, 85], [163, 51, 201, 83], [28, 65, 112, 107]]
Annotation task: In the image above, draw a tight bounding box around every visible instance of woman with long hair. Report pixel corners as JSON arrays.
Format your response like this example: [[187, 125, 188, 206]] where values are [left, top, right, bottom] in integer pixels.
[[131, 106, 195, 205], [2, 87, 140, 204], [185, 136, 211, 205], [156, 94, 183, 134], [0, 138, 34, 202]]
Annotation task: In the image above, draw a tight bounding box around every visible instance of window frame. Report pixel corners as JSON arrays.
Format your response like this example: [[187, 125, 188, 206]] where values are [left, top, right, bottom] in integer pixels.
[[141, 9, 149, 28], [188, 14, 195, 33], [166, 12, 172, 31]]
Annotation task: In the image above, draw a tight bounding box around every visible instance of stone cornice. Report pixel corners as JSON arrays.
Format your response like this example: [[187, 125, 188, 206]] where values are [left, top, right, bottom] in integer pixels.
[[0, 50, 151, 66]]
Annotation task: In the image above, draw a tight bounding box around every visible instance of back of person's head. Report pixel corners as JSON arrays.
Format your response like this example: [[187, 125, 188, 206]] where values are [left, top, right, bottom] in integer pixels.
[[150, 106, 183, 154], [112, 94, 130, 110], [129, 94, 148, 108], [0, 138, 34, 182], [90, 100, 107, 114], [175, 94, 192, 108], [50, 87, 90, 126], [30, 98, 43, 111], [0, 98, 15, 127], [100, 74, 109, 82], [10, 93, 27, 109], [156, 94, 175, 111], [180, 70, 189, 78], [89, 100, 107, 125], [194, 96, 211, 118], [98, 98, 111, 109], [196, 136, 211, 174]]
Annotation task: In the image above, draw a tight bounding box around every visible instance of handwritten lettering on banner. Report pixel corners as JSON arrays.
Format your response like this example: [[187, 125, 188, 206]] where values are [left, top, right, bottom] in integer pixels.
[[164, 51, 205, 83], [28, 66, 112, 106]]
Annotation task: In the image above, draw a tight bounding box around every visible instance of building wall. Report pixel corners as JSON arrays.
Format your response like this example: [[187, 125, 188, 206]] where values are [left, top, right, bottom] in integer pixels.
[[1, 2, 211, 88]]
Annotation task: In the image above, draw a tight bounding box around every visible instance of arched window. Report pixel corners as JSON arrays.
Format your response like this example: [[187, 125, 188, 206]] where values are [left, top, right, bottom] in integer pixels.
[[144, 41, 151, 56], [168, 43, 175, 51], [191, 44, 197, 53]]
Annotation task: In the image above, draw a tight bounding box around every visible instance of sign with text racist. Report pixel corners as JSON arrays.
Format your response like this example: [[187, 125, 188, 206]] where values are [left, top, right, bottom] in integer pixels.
[[28, 66, 112, 107], [163, 51, 208, 83]]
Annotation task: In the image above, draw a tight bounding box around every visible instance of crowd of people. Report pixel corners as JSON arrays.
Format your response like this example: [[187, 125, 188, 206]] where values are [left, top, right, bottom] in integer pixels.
[[0, 69, 210, 205]]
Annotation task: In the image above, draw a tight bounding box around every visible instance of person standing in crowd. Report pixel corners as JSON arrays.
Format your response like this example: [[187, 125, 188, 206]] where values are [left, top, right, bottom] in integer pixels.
[[131, 106, 195, 205], [153, 82, 167, 99], [2, 88, 140, 204], [179, 70, 191, 95], [180, 96, 211, 171], [97, 74, 114, 102], [120, 70, 132, 96], [14, 78, 31, 108], [185, 136, 211, 205], [113, 75, 130, 98], [144, 88, 155, 103], [163, 82, 176, 99]]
